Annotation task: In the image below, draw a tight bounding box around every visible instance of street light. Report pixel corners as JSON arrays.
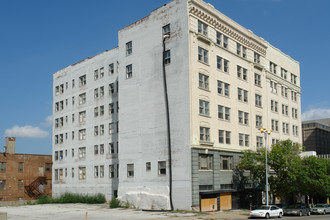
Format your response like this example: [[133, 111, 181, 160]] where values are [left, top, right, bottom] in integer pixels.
[[259, 128, 271, 206]]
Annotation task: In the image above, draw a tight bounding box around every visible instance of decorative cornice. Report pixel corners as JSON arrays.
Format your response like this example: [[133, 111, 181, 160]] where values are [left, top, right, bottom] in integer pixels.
[[189, 5, 267, 56]]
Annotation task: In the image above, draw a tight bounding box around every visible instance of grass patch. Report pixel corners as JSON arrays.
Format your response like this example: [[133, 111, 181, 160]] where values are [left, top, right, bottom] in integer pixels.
[[109, 197, 121, 208], [36, 193, 106, 204]]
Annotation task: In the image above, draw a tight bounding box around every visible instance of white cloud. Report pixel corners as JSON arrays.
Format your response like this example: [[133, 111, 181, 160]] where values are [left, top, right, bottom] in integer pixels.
[[41, 115, 53, 127], [301, 108, 330, 121], [5, 125, 49, 138]]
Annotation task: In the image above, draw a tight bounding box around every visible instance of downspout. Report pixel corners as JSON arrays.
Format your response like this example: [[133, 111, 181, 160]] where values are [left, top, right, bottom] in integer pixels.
[[162, 34, 173, 211]]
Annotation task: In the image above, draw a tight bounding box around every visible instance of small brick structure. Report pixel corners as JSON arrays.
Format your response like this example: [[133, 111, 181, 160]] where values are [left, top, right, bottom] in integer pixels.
[[0, 137, 52, 201]]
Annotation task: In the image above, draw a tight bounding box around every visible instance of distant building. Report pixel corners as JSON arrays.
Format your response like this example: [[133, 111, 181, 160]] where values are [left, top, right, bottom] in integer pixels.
[[52, 0, 301, 211], [0, 137, 52, 201], [302, 118, 330, 155]]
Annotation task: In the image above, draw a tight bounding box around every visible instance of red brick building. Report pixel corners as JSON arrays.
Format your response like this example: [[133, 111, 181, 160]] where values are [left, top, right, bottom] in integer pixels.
[[0, 137, 52, 201]]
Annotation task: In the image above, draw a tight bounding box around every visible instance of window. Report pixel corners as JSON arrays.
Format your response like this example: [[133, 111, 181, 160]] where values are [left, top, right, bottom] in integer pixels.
[[79, 111, 86, 123], [199, 154, 212, 170], [283, 123, 289, 134], [109, 143, 115, 154], [291, 91, 297, 102], [158, 161, 166, 175], [238, 88, 248, 102], [94, 145, 99, 155], [59, 169, 63, 180], [281, 86, 288, 98], [271, 100, 278, 113], [79, 75, 86, 87], [256, 115, 262, 128], [164, 50, 171, 64], [146, 162, 151, 171], [198, 73, 209, 90], [126, 41, 132, 55], [223, 35, 228, 48], [0, 162, 6, 173], [292, 108, 298, 119], [218, 130, 230, 144], [109, 63, 114, 74], [45, 163, 52, 172], [271, 119, 279, 131], [109, 83, 114, 94], [79, 93, 86, 105], [94, 107, 98, 117], [79, 129, 86, 140], [198, 47, 208, 64], [218, 105, 230, 121], [0, 180, 6, 190], [255, 94, 262, 107], [217, 56, 229, 72], [256, 136, 263, 148], [94, 126, 99, 136], [18, 162, 23, 172], [100, 86, 104, 97], [238, 111, 249, 125], [254, 52, 260, 64], [94, 69, 99, 80], [270, 80, 277, 93], [292, 125, 298, 136], [99, 144, 104, 155], [254, 73, 261, 86], [200, 127, 210, 142], [281, 68, 287, 80], [94, 88, 99, 99], [163, 24, 170, 36], [220, 156, 233, 170], [72, 168, 74, 178], [109, 165, 114, 178], [237, 66, 247, 81], [18, 180, 24, 190], [291, 73, 297, 84], [127, 164, 134, 177], [109, 123, 115, 134], [100, 67, 104, 78], [199, 100, 209, 116], [236, 43, 247, 58], [198, 20, 208, 36], [270, 62, 277, 74], [55, 169, 58, 180], [79, 167, 86, 180], [244, 134, 249, 147], [282, 104, 288, 116], [100, 125, 104, 136], [109, 103, 114, 115], [94, 166, 99, 177], [216, 32, 222, 45], [55, 151, 58, 160], [78, 147, 86, 159], [272, 139, 279, 145], [126, 64, 132, 79], [217, 80, 230, 97], [239, 133, 244, 146]]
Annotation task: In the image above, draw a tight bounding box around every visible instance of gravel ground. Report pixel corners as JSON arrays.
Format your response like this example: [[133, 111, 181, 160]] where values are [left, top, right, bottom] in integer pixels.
[[0, 203, 249, 220]]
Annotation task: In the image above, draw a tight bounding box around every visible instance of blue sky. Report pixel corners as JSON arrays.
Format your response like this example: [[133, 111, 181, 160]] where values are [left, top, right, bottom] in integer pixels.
[[0, 0, 330, 155]]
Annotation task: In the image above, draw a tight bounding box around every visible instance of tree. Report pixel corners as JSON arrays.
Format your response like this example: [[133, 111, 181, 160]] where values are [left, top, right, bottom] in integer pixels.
[[294, 156, 330, 204]]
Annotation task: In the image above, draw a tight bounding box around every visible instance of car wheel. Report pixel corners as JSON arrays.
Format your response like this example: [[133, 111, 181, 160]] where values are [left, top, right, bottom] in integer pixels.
[[299, 211, 302, 217], [278, 212, 283, 218], [265, 213, 270, 219]]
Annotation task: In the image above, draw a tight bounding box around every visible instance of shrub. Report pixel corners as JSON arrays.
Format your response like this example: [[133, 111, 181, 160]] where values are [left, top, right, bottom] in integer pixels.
[[36, 193, 106, 204], [109, 197, 121, 208]]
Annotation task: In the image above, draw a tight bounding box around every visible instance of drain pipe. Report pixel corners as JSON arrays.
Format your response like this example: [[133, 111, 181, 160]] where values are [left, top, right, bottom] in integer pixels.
[[162, 34, 173, 211]]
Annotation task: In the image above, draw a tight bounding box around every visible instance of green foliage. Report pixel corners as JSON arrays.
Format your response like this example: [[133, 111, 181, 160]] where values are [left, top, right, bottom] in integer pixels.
[[36, 193, 106, 204], [109, 197, 121, 208], [238, 140, 330, 201]]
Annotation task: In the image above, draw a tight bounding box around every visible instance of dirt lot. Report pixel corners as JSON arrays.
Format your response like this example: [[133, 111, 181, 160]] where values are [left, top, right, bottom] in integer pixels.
[[0, 203, 249, 220]]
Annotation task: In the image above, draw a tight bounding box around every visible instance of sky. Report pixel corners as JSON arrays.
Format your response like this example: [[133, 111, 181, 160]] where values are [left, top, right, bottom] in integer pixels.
[[0, 0, 330, 155]]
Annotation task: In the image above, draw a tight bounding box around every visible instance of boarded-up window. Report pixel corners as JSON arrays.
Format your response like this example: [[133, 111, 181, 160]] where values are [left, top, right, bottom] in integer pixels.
[[0, 163, 6, 173]]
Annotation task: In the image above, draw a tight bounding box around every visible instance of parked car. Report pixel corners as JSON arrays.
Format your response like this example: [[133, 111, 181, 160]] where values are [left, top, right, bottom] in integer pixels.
[[250, 205, 283, 219], [311, 203, 330, 215], [283, 204, 310, 216]]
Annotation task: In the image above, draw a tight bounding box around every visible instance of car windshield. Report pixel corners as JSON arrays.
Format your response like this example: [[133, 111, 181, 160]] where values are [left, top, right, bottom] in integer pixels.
[[287, 204, 300, 209], [256, 206, 270, 210]]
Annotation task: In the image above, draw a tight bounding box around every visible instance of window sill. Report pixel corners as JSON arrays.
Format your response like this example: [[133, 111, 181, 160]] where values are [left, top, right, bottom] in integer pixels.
[[198, 169, 213, 172], [198, 60, 210, 66], [199, 141, 214, 146], [199, 114, 211, 118], [198, 87, 210, 92]]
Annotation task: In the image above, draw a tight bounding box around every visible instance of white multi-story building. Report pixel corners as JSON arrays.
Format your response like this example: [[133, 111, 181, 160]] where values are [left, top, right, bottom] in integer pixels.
[[53, 0, 301, 211]]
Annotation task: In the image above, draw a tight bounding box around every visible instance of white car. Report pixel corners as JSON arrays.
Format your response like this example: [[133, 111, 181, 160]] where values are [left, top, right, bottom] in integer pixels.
[[250, 205, 283, 219]]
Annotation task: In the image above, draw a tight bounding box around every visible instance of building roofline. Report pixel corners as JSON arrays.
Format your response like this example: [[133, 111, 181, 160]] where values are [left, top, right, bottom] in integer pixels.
[[0, 153, 52, 157], [53, 46, 119, 75]]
